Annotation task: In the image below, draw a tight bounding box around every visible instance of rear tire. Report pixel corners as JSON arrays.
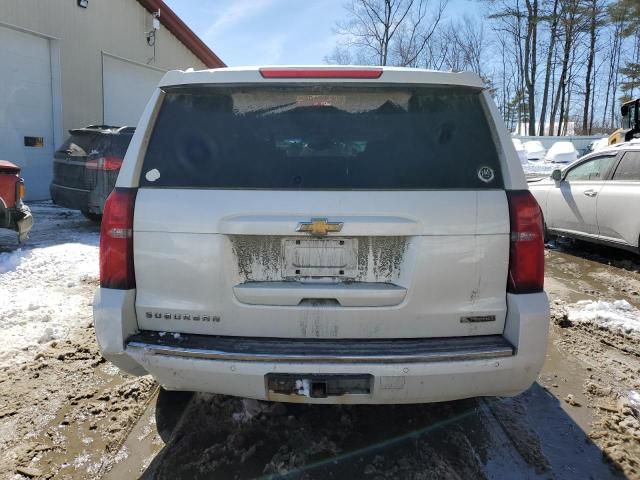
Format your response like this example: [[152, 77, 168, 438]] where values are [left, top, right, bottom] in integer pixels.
[[81, 211, 102, 223], [541, 212, 551, 243], [543, 222, 550, 243]]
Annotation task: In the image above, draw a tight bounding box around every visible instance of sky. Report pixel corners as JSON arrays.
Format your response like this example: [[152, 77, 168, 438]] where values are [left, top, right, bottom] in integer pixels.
[[164, 0, 481, 67]]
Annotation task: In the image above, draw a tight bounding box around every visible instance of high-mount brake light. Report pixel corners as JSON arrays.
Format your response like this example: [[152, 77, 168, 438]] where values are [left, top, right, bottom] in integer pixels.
[[259, 68, 383, 79], [506, 190, 544, 294], [100, 188, 137, 289]]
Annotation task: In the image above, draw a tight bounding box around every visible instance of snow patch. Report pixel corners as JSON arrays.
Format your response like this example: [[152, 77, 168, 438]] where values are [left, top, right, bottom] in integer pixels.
[[0, 204, 99, 367], [0, 249, 27, 273], [295, 379, 311, 397], [567, 300, 640, 334], [522, 161, 556, 176], [232, 398, 265, 423]]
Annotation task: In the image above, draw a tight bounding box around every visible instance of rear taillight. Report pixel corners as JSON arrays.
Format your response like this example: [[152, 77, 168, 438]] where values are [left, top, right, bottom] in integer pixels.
[[86, 156, 123, 171], [100, 188, 137, 289], [259, 68, 383, 79], [507, 190, 544, 294]]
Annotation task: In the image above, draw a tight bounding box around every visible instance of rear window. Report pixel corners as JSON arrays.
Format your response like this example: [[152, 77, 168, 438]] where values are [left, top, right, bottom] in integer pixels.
[[613, 152, 640, 181], [56, 133, 99, 157], [141, 85, 503, 189], [111, 134, 134, 158]]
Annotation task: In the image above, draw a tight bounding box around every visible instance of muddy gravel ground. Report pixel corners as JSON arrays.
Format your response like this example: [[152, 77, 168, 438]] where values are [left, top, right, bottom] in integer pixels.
[[1, 210, 639, 479], [0, 206, 157, 480]]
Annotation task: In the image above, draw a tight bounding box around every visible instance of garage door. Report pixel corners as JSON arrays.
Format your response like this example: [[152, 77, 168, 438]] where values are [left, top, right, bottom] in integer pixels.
[[102, 55, 165, 127], [0, 25, 54, 200]]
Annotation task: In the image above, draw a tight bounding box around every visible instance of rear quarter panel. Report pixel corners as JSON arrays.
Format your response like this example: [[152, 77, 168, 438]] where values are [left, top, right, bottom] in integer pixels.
[[597, 181, 640, 247]]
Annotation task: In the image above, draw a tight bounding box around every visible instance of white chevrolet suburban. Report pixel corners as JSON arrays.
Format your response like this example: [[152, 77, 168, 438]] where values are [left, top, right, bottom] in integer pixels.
[[94, 66, 549, 404]]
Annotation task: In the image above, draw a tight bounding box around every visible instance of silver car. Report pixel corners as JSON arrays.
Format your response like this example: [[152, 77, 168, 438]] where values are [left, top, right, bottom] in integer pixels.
[[530, 140, 640, 252]]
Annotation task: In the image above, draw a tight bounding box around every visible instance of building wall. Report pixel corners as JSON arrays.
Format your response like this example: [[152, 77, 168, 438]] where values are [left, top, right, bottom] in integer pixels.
[[0, 0, 207, 135]]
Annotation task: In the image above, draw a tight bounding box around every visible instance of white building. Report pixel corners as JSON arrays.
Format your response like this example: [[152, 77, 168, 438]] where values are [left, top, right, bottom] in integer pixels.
[[0, 0, 224, 199]]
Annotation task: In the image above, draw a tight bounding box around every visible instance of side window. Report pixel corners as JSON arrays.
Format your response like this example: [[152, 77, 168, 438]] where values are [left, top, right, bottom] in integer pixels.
[[612, 152, 640, 181], [564, 156, 615, 182]]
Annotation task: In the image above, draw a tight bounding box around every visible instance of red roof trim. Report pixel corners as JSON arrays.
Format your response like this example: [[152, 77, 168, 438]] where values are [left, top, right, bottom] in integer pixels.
[[137, 0, 225, 68]]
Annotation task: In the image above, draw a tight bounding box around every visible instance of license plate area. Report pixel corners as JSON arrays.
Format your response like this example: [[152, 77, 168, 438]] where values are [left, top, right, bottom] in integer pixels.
[[282, 238, 358, 279], [266, 374, 372, 398]]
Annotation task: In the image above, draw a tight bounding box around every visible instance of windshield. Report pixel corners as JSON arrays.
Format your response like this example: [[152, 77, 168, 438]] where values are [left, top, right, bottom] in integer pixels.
[[622, 101, 638, 130], [141, 85, 503, 190]]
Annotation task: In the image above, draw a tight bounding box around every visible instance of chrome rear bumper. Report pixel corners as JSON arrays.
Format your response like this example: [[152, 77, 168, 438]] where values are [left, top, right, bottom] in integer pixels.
[[127, 332, 514, 364]]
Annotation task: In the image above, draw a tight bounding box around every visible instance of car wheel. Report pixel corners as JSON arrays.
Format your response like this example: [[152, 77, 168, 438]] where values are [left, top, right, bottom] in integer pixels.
[[155, 388, 193, 442], [543, 222, 551, 243], [541, 213, 552, 243], [81, 211, 102, 223]]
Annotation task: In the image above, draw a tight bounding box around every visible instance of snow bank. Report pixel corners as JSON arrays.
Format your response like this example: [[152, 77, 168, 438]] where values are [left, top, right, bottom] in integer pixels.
[[0, 204, 99, 367], [567, 300, 640, 335], [0, 249, 28, 273]]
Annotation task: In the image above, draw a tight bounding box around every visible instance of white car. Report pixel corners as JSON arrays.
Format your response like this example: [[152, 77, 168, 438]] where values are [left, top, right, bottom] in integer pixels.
[[94, 66, 549, 404], [512, 139, 529, 165], [530, 142, 640, 252], [544, 141, 578, 163], [524, 140, 546, 161]]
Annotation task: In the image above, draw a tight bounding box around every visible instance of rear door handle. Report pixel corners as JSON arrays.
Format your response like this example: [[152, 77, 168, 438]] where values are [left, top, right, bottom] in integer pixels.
[[583, 190, 597, 197]]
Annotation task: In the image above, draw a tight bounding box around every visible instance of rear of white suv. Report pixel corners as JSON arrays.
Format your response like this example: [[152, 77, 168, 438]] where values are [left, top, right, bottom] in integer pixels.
[[94, 66, 549, 404]]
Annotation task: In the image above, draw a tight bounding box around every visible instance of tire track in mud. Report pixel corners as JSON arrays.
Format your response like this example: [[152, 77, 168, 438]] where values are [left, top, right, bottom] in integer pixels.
[[132, 385, 620, 480]]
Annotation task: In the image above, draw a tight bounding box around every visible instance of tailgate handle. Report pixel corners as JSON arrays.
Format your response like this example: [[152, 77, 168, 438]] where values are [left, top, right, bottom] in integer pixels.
[[233, 282, 406, 307], [219, 215, 420, 236]]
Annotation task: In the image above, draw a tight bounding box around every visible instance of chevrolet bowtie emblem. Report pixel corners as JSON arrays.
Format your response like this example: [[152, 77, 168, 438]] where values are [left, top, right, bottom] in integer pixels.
[[296, 218, 343, 236]]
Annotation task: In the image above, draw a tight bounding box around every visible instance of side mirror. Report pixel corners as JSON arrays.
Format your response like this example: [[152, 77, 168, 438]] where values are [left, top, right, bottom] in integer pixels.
[[551, 169, 562, 182], [621, 104, 629, 116]]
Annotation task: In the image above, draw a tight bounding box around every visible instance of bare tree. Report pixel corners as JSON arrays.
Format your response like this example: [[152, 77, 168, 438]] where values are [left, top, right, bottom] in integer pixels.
[[523, 0, 539, 135], [334, 0, 416, 65], [549, 0, 585, 135], [331, 0, 448, 66], [393, 0, 448, 66], [439, 16, 488, 76], [601, 5, 627, 128], [324, 46, 354, 65], [538, 0, 560, 135], [581, 0, 606, 134], [485, 0, 540, 134]]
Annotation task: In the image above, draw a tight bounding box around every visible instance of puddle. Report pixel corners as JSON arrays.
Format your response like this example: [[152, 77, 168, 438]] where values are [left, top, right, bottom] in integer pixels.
[[539, 330, 594, 430], [545, 249, 640, 308]]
